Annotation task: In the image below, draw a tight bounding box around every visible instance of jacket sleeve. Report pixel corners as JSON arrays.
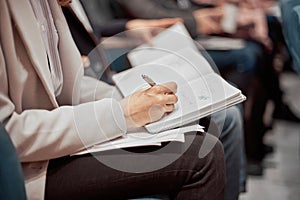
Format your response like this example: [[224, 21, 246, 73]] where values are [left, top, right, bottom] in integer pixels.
[[0, 44, 126, 163], [114, 0, 198, 38], [79, 75, 123, 103]]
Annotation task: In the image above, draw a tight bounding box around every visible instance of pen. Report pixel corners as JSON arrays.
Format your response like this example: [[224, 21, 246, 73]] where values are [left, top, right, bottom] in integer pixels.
[[142, 74, 157, 87]]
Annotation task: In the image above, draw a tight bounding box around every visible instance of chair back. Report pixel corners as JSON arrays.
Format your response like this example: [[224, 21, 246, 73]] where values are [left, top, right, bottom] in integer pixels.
[[281, 0, 300, 74], [0, 125, 27, 200]]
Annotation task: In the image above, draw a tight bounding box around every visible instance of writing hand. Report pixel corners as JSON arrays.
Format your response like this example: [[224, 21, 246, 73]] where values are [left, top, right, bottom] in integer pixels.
[[120, 82, 178, 128]]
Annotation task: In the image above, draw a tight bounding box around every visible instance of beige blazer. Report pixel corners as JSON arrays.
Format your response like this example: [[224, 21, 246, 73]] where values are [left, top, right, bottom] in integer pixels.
[[0, 0, 126, 199]]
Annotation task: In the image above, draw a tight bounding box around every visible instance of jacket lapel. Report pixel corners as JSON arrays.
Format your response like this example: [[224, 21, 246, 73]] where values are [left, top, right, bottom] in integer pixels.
[[7, 0, 58, 107]]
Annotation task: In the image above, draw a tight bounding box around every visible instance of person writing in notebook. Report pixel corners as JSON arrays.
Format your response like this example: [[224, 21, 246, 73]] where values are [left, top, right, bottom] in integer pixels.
[[0, 0, 225, 199]]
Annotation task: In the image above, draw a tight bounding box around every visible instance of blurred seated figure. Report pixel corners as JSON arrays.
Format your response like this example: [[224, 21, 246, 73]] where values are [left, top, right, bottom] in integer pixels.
[[109, 0, 264, 99], [63, 1, 246, 199], [65, 0, 183, 79]]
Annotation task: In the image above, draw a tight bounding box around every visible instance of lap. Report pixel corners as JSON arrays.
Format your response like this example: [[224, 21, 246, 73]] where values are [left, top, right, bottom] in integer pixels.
[[205, 41, 263, 73], [45, 133, 224, 200]]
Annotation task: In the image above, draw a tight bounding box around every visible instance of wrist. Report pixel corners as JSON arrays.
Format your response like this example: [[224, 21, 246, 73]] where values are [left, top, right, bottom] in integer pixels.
[[120, 98, 139, 129]]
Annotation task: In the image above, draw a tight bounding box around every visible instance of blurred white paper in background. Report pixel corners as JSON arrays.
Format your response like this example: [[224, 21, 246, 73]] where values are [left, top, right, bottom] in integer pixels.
[[221, 3, 239, 34]]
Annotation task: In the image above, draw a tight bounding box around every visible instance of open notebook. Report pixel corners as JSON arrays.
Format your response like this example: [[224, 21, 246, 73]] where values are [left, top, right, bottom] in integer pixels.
[[113, 23, 246, 133]]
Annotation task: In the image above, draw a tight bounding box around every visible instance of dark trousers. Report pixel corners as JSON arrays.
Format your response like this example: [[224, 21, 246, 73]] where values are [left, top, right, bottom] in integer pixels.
[[45, 133, 225, 200]]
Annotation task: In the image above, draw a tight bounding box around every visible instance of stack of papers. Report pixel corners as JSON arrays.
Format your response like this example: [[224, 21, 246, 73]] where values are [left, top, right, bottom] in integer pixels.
[[73, 124, 203, 155]]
